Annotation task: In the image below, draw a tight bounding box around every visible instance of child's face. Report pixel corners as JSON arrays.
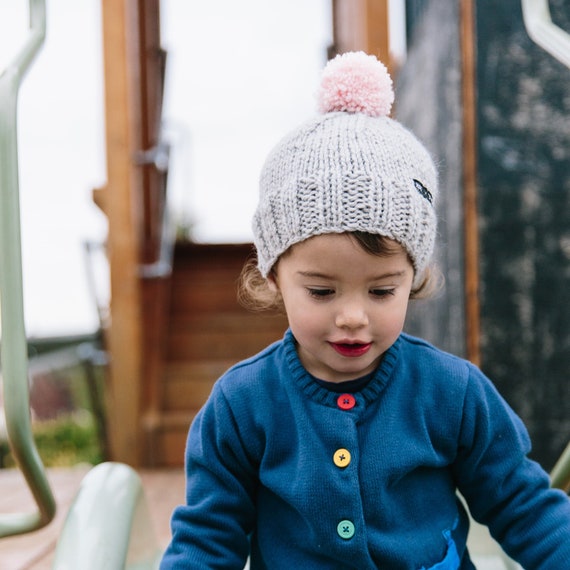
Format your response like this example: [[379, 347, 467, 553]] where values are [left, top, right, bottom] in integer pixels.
[[271, 233, 414, 383]]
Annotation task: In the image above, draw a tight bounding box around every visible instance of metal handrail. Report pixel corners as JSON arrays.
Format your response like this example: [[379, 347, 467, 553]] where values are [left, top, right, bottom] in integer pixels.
[[136, 140, 175, 280], [0, 0, 56, 537], [551, 442, 570, 493], [521, 0, 570, 68]]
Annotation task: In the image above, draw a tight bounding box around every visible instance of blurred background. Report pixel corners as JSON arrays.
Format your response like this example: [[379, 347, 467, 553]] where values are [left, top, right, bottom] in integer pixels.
[[0, 0, 569, 477], [1, 0, 342, 337]]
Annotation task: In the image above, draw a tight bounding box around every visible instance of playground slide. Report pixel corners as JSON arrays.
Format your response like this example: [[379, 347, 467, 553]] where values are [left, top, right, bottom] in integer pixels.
[[51, 462, 162, 570], [0, 3, 162, 566]]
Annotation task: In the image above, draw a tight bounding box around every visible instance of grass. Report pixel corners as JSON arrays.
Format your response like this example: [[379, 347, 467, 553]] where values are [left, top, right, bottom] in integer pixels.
[[1, 411, 103, 469], [1, 339, 107, 469], [32, 411, 103, 467]]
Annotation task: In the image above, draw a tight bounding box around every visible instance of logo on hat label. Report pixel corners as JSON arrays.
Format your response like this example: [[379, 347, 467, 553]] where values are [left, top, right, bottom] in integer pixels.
[[413, 179, 433, 204]]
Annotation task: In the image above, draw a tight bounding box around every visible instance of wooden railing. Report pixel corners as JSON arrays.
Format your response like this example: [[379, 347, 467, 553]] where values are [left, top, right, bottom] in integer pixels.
[[98, 0, 174, 466]]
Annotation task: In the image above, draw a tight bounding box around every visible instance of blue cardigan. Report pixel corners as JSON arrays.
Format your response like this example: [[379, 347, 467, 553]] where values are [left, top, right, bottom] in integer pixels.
[[161, 331, 570, 569]]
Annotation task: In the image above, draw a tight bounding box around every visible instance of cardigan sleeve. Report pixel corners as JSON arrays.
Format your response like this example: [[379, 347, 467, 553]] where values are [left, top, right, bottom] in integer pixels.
[[452, 363, 570, 569], [160, 383, 258, 570]]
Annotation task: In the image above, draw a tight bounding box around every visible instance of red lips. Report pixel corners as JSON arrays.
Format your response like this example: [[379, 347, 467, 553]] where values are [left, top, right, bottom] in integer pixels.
[[330, 342, 372, 357]]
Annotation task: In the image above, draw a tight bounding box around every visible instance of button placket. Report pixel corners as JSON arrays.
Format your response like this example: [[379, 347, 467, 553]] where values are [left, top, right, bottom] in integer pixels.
[[327, 399, 360, 545]]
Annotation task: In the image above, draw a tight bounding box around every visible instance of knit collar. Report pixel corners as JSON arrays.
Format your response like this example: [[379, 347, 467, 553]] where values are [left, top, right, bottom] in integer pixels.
[[283, 329, 400, 409]]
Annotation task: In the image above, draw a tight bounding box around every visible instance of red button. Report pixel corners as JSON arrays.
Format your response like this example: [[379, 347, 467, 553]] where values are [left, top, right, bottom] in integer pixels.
[[337, 394, 356, 410]]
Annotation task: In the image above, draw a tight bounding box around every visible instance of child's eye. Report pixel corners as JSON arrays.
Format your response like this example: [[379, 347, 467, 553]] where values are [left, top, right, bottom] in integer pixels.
[[307, 288, 335, 298], [370, 288, 395, 298]]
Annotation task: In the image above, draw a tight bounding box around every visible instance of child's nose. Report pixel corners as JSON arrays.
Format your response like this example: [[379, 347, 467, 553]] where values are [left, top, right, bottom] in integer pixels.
[[335, 302, 369, 329]]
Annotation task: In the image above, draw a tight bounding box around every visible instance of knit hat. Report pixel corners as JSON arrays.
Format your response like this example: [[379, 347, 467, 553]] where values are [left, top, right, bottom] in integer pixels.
[[252, 51, 438, 285]]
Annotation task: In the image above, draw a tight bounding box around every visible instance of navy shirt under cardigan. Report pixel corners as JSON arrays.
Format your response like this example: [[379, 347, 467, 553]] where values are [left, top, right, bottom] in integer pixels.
[[161, 330, 570, 569]]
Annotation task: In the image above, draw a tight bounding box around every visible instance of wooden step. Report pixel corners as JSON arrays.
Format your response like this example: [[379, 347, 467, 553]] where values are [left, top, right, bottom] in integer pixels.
[[167, 328, 286, 361], [169, 242, 254, 313], [162, 360, 236, 411], [169, 311, 287, 332], [166, 312, 288, 361], [149, 242, 290, 467], [144, 412, 197, 467]]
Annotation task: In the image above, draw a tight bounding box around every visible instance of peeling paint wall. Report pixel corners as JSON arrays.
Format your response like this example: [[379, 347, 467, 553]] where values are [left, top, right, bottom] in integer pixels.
[[476, 0, 570, 469], [399, 0, 570, 470]]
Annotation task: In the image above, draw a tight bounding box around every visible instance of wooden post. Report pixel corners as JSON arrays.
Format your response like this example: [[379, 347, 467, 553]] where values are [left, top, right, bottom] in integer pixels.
[[460, 0, 481, 366], [331, 0, 391, 71], [100, 0, 144, 465]]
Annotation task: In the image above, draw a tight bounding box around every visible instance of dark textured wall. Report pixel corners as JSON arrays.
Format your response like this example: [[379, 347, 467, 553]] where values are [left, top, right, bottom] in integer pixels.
[[476, 0, 570, 469], [397, 0, 570, 469], [400, 0, 570, 471]]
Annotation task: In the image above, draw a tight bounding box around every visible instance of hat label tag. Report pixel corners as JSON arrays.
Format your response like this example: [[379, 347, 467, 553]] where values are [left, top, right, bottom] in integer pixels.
[[413, 179, 433, 204]]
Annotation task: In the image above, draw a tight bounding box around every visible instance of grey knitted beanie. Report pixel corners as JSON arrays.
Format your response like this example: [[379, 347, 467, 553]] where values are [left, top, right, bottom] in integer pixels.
[[252, 52, 438, 284]]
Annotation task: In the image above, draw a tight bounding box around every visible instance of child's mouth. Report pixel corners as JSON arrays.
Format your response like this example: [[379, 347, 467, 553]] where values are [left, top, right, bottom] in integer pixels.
[[330, 342, 372, 357]]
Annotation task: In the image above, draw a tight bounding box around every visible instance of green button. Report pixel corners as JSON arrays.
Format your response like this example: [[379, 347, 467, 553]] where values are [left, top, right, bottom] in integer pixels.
[[337, 519, 355, 539]]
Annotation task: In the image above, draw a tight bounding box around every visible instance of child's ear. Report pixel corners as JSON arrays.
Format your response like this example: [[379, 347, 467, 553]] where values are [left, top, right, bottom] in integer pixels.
[[267, 271, 279, 292]]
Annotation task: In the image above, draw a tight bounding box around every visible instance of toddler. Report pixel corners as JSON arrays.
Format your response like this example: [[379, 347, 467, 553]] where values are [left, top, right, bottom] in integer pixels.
[[161, 51, 570, 569]]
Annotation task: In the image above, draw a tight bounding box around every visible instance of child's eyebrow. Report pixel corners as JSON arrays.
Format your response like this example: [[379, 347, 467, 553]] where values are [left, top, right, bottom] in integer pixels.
[[297, 271, 333, 279], [297, 270, 407, 280]]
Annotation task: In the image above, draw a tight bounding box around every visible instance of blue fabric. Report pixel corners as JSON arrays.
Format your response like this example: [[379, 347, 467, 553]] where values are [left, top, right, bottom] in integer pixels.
[[161, 330, 570, 569], [421, 530, 460, 570]]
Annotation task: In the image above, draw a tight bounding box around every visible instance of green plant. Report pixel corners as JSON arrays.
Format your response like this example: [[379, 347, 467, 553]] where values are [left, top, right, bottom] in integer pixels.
[[2, 411, 103, 468]]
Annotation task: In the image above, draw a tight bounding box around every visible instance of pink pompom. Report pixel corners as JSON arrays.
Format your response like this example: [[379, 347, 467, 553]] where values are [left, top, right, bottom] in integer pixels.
[[317, 51, 394, 117]]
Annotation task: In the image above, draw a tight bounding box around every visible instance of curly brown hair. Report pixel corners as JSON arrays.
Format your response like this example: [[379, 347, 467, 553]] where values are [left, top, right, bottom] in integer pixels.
[[238, 232, 442, 312]]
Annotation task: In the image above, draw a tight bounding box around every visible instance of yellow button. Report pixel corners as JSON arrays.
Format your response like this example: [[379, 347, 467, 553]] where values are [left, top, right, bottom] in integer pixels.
[[333, 448, 351, 468]]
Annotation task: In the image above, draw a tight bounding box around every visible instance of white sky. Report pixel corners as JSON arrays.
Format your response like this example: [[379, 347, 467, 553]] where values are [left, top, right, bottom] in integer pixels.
[[161, 0, 333, 242], [0, 0, 333, 337], [1, 0, 108, 338]]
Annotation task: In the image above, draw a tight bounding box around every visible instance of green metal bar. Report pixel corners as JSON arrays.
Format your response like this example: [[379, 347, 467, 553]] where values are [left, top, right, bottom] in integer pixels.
[[0, 0, 56, 538], [522, 0, 570, 68], [550, 442, 570, 493], [52, 462, 162, 570]]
